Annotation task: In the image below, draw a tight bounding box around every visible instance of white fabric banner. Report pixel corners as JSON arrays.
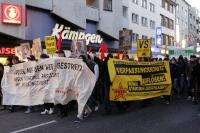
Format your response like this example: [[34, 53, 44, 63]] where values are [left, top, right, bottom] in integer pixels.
[[1, 58, 96, 117]]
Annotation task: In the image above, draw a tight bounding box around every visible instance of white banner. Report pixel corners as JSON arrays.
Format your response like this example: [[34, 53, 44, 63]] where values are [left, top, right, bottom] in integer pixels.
[[1, 58, 96, 117]]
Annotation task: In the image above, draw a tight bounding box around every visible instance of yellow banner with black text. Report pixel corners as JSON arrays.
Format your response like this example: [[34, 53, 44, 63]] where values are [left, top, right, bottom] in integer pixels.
[[108, 59, 172, 101]]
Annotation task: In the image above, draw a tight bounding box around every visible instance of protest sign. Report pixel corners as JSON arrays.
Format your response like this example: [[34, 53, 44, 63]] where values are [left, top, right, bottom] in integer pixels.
[[71, 40, 87, 58], [20, 43, 31, 59], [2, 58, 96, 117], [119, 29, 132, 50], [108, 59, 172, 101], [45, 36, 57, 55], [137, 39, 151, 58], [15, 46, 23, 60], [33, 38, 42, 59]]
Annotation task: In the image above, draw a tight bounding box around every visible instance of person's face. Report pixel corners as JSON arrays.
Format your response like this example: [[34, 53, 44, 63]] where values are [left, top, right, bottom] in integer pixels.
[[6, 60, 10, 64], [58, 53, 65, 57], [12, 59, 17, 64]]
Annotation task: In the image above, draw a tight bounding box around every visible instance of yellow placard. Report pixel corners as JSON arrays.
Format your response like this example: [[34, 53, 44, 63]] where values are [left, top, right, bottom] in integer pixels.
[[137, 39, 151, 58], [108, 59, 172, 101], [33, 38, 42, 59], [45, 36, 57, 55]]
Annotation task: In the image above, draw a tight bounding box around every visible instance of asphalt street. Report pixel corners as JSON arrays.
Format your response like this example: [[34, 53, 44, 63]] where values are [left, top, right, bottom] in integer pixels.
[[0, 99, 200, 133]]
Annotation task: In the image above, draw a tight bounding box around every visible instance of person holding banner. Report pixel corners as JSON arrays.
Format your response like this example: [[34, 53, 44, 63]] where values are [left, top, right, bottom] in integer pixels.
[[8, 56, 21, 112], [24, 55, 36, 114], [40, 54, 55, 115], [0, 63, 4, 109], [56, 49, 69, 118], [102, 54, 113, 115]]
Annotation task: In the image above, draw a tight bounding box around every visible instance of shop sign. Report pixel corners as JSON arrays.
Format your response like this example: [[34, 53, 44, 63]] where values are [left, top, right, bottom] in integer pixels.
[[156, 27, 162, 48], [169, 50, 195, 57], [0, 48, 15, 55], [52, 23, 103, 45], [2, 4, 22, 24]]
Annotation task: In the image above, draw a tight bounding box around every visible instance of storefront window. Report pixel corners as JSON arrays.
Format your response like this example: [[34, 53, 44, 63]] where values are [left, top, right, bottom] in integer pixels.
[[103, 0, 112, 11]]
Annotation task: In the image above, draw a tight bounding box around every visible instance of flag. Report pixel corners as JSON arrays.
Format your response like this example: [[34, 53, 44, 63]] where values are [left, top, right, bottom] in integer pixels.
[[122, 50, 125, 60], [118, 50, 120, 59], [88, 47, 93, 54], [57, 32, 62, 50], [100, 41, 108, 61]]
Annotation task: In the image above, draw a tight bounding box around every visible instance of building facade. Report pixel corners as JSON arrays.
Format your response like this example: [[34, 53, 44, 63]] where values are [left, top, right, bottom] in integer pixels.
[[123, 0, 160, 49], [160, 0, 176, 49], [188, 7, 200, 47], [175, 0, 190, 48], [0, 0, 124, 57], [122, 0, 176, 55]]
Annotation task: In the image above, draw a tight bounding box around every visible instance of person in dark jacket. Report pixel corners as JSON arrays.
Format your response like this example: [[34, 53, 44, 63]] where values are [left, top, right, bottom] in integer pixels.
[[0, 63, 4, 109], [176, 55, 187, 98], [102, 53, 113, 114], [191, 58, 200, 104], [186, 55, 197, 100], [170, 57, 179, 95]]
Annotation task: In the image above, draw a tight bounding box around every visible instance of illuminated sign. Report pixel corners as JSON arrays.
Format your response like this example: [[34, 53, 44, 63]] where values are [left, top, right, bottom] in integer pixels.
[[0, 48, 15, 55], [156, 27, 162, 48], [2, 4, 22, 24], [52, 23, 103, 45]]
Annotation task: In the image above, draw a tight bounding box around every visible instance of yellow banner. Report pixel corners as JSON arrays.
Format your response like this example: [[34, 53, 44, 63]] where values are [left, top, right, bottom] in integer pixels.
[[137, 39, 151, 58], [108, 59, 172, 101], [45, 36, 57, 55]]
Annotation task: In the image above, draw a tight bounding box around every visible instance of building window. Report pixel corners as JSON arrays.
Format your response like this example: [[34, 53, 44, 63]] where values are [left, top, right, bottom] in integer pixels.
[[132, 33, 139, 43], [169, 4, 173, 13], [194, 26, 196, 30], [142, 0, 147, 9], [169, 19, 174, 29], [132, 0, 138, 5], [150, 3, 155, 12], [185, 10, 187, 17], [161, 14, 174, 30], [190, 24, 193, 29], [86, 0, 98, 8], [142, 35, 148, 39], [168, 36, 174, 46], [176, 4, 179, 11], [176, 18, 179, 24], [185, 22, 187, 29], [132, 13, 139, 24], [164, 17, 169, 28], [161, 15, 164, 26], [103, 0, 112, 11], [190, 13, 192, 19], [150, 20, 155, 29], [193, 16, 195, 20], [162, 0, 165, 8], [141, 17, 148, 27], [150, 37, 155, 46], [123, 6, 128, 18]]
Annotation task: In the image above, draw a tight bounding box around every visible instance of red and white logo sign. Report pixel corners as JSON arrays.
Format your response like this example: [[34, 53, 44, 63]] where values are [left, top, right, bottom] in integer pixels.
[[2, 4, 22, 24]]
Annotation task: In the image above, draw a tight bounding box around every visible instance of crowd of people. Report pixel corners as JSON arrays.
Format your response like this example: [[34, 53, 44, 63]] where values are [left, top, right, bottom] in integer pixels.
[[0, 51, 200, 123]]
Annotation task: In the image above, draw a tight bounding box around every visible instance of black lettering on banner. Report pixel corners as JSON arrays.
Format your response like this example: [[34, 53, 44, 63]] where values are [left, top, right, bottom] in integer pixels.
[[35, 65, 44, 72], [142, 74, 167, 85], [45, 64, 54, 70], [114, 63, 167, 75], [56, 62, 82, 71], [127, 84, 169, 92]]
